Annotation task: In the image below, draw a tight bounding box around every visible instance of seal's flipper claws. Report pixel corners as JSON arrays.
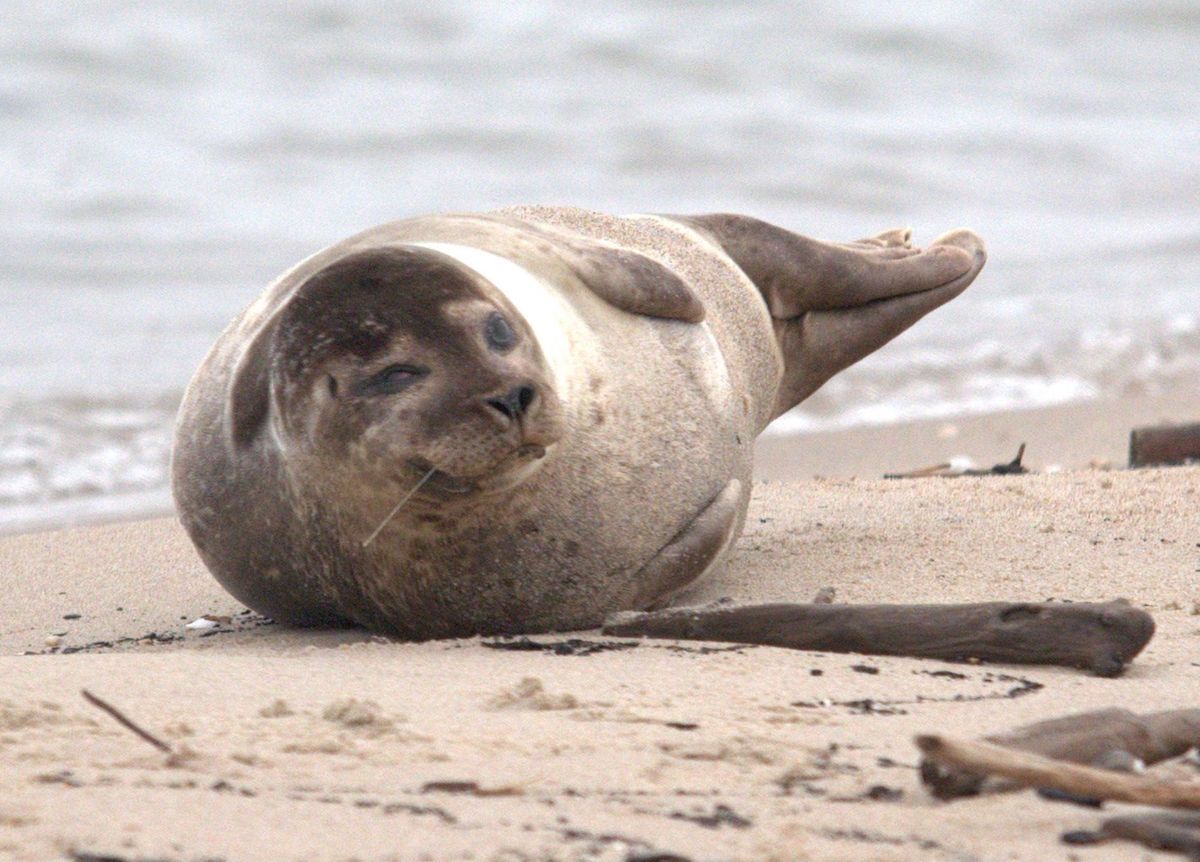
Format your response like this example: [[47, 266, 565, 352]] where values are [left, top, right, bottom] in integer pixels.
[[855, 227, 912, 249]]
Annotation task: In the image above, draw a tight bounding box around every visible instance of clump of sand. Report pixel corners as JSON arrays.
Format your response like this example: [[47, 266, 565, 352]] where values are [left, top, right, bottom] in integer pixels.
[[487, 677, 579, 711]]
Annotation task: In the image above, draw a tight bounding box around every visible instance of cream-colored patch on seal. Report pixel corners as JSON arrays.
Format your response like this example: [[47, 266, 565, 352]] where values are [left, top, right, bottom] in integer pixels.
[[688, 321, 733, 415], [412, 242, 580, 401]]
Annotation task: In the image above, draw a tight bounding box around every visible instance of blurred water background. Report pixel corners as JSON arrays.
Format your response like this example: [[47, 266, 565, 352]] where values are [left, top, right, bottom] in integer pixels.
[[1, 1, 1197, 531]]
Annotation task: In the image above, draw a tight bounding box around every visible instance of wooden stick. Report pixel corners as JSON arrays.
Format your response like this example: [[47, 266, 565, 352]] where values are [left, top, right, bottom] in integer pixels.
[[603, 599, 1155, 677], [922, 707, 1200, 799], [81, 689, 172, 754], [994, 707, 1200, 765], [916, 734, 1200, 809], [1097, 812, 1200, 856], [1130, 422, 1200, 467]]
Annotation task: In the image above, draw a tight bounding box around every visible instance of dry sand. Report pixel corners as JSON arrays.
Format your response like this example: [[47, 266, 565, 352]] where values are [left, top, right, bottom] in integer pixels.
[[2, 400, 1199, 862]]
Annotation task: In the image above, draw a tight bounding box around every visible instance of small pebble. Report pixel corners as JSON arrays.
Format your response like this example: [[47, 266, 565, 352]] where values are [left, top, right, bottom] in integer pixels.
[[186, 618, 218, 630], [44, 635, 61, 648]]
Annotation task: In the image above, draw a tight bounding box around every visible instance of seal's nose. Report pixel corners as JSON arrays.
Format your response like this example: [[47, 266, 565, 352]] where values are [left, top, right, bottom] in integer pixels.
[[485, 384, 537, 422]]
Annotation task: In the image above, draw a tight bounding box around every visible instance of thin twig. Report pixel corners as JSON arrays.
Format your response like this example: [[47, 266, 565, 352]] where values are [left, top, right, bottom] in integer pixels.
[[81, 689, 172, 753], [916, 733, 1200, 809]]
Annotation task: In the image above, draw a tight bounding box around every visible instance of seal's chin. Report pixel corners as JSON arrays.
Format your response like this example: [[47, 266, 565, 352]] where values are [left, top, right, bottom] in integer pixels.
[[411, 443, 550, 498]]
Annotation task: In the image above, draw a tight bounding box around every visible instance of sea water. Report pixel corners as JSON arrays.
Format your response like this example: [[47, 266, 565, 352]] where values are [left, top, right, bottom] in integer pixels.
[[1, 1, 1197, 531]]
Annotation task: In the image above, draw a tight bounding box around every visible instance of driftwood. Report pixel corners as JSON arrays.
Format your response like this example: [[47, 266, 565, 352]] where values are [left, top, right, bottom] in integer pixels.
[[916, 734, 1200, 809], [884, 444, 1028, 479], [1064, 812, 1200, 857], [81, 689, 172, 754], [1130, 422, 1200, 467], [602, 599, 1154, 676], [920, 707, 1200, 799]]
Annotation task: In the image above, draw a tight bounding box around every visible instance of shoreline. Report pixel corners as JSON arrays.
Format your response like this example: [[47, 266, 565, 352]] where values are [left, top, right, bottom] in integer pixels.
[[756, 389, 1200, 481]]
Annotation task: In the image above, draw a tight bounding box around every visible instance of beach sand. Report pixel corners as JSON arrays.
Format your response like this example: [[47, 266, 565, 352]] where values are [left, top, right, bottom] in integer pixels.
[[2, 398, 1199, 861], [756, 390, 1200, 481]]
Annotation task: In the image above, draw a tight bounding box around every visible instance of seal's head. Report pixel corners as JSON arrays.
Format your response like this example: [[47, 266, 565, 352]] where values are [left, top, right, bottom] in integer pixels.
[[229, 246, 566, 509]]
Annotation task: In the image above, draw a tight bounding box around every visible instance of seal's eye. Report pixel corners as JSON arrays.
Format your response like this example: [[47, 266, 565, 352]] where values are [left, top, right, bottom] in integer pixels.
[[353, 364, 427, 397], [485, 312, 517, 353]]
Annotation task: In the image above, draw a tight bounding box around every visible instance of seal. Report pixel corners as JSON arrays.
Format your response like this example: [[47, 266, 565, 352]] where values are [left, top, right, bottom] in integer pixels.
[[172, 207, 985, 639]]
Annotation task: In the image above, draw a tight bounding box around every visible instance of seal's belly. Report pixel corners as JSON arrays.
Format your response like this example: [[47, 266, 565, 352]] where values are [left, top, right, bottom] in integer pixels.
[[365, 224, 772, 634], [389, 306, 751, 635]]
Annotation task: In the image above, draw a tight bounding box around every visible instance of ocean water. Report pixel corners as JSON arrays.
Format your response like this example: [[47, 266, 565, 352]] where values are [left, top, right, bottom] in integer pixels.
[[1, 1, 1197, 531]]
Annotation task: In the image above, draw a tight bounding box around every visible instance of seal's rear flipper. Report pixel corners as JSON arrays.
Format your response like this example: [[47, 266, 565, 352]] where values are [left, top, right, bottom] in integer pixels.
[[665, 214, 986, 418], [625, 479, 743, 610]]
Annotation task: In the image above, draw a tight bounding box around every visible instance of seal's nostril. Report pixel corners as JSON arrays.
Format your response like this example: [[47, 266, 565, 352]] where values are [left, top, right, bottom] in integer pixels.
[[486, 397, 515, 420], [486, 384, 537, 421], [515, 385, 535, 414]]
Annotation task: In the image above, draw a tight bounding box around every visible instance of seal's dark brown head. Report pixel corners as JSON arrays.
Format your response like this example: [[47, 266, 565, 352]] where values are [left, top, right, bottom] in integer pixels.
[[227, 245, 565, 505]]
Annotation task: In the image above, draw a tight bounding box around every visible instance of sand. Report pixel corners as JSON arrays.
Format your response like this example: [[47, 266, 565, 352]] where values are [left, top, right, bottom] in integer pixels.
[[756, 390, 1200, 481], [2, 400, 1199, 861]]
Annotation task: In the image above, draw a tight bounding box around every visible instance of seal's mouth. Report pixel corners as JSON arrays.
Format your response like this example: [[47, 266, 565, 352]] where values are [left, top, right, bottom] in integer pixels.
[[408, 443, 548, 497]]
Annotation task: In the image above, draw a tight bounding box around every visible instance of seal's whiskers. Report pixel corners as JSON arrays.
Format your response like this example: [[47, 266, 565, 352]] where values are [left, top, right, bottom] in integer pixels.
[[362, 467, 437, 548]]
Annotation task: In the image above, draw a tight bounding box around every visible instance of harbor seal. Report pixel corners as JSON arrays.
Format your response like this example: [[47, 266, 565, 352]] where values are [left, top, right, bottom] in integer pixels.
[[172, 207, 985, 639]]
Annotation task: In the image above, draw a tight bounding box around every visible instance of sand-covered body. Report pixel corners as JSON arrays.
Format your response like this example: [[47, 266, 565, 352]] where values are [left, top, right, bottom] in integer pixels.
[[173, 207, 781, 637]]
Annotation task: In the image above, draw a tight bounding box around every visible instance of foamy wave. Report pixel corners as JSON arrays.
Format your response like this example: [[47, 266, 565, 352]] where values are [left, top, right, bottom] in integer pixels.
[[767, 374, 1098, 435], [766, 319, 1200, 435], [0, 396, 177, 533]]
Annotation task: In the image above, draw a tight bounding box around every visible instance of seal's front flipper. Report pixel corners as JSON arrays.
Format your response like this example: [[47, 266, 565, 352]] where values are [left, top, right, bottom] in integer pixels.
[[508, 223, 705, 324], [668, 214, 986, 418], [626, 479, 742, 610], [553, 235, 706, 323]]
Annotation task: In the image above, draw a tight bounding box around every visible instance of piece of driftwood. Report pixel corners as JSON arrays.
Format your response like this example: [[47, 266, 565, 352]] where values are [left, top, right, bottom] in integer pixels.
[[921, 707, 1200, 799], [602, 599, 1154, 676], [916, 734, 1200, 809], [1064, 812, 1200, 857], [81, 689, 172, 754], [1130, 422, 1200, 468], [884, 444, 1028, 479]]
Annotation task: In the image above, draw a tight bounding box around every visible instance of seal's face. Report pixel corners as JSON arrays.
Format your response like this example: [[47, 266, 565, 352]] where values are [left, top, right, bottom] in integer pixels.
[[270, 246, 565, 501]]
